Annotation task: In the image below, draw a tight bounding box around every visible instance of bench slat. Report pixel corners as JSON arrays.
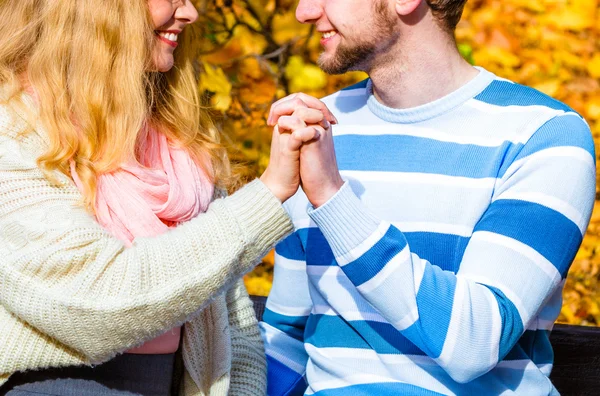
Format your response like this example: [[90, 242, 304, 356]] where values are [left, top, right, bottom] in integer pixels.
[[549, 324, 600, 396]]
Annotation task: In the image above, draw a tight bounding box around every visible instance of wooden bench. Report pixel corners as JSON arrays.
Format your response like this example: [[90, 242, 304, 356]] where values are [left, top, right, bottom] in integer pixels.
[[250, 295, 600, 396]]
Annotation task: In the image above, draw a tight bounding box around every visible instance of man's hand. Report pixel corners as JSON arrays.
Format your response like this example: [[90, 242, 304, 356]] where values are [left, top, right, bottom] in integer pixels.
[[269, 93, 344, 208], [260, 124, 320, 203], [298, 121, 345, 208]]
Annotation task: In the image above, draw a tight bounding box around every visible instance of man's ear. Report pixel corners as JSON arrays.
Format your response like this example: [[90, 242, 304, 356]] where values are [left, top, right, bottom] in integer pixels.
[[395, 0, 422, 16]]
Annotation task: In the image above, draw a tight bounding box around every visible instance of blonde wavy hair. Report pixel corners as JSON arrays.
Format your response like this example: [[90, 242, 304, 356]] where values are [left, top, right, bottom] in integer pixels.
[[0, 0, 233, 210]]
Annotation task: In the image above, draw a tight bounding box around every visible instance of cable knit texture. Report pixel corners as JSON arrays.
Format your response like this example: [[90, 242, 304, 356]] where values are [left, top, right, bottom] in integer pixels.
[[0, 93, 292, 395]]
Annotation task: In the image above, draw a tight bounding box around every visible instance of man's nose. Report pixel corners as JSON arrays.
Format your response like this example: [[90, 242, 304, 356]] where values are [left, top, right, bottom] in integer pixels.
[[296, 0, 322, 24]]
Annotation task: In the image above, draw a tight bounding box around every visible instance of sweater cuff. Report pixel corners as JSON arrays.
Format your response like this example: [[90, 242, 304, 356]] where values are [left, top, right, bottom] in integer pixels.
[[225, 179, 294, 256], [307, 182, 381, 258]]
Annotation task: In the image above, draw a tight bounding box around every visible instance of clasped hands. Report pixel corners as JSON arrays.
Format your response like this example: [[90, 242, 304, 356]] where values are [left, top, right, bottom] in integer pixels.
[[260, 93, 344, 208]]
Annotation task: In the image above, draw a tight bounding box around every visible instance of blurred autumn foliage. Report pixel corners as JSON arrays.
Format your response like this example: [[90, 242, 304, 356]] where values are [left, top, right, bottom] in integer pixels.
[[191, 0, 600, 326]]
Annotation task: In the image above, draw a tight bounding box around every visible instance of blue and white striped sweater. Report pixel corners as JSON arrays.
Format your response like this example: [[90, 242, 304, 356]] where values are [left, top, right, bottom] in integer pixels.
[[260, 67, 595, 395]]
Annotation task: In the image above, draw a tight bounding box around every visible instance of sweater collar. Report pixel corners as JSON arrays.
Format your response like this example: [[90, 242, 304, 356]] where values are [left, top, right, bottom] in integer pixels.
[[366, 66, 496, 124]]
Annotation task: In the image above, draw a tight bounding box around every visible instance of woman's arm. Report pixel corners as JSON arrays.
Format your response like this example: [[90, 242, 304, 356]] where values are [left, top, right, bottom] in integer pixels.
[[0, 135, 293, 363]]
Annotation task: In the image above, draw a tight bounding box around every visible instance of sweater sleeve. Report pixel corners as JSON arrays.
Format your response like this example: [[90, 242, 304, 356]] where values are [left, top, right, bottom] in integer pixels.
[[260, 231, 311, 396], [307, 113, 595, 383], [226, 279, 268, 395], [0, 135, 293, 363]]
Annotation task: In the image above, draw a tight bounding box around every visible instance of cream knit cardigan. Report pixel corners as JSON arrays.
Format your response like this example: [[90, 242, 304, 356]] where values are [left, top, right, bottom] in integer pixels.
[[0, 95, 293, 395]]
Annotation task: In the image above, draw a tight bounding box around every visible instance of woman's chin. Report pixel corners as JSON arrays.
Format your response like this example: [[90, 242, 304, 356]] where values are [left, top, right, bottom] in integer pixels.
[[151, 56, 174, 73]]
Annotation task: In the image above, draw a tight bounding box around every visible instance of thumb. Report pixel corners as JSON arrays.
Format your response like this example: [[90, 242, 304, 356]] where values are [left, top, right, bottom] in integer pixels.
[[287, 133, 304, 152], [289, 127, 322, 151]]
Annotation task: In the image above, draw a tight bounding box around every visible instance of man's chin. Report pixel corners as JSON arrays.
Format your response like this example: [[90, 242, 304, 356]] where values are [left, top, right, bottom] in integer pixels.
[[317, 55, 353, 75]]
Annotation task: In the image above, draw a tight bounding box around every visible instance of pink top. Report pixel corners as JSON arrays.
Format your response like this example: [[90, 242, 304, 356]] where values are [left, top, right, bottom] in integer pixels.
[[126, 326, 182, 354]]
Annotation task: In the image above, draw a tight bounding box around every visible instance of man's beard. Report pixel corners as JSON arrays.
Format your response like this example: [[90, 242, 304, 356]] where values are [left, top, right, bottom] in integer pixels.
[[317, 41, 376, 75], [317, 0, 396, 75]]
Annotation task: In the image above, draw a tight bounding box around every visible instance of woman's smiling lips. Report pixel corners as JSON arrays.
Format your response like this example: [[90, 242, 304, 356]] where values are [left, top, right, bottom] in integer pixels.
[[156, 30, 181, 48]]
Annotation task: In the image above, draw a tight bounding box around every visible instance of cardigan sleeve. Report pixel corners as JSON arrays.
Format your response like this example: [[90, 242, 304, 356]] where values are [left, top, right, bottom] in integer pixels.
[[0, 134, 293, 363], [226, 279, 268, 395]]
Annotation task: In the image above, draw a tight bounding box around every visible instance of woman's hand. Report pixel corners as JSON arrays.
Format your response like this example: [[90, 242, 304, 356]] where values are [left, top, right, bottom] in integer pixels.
[[260, 93, 337, 203], [260, 123, 318, 203]]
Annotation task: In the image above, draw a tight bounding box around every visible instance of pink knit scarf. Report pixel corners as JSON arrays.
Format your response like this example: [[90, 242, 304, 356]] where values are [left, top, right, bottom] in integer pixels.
[[71, 126, 214, 246]]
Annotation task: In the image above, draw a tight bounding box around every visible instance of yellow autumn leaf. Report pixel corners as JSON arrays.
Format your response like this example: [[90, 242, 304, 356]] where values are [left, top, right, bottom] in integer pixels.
[[508, 0, 545, 13], [554, 50, 586, 71], [246, 0, 273, 25], [258, 154, 270, 172], [234, 5, 262, 31], [470, 7, 499, 28], [211, 93, 233, 112], [543, 9, 595, 31], [572, 0, 599, 15], [586, 97, 600, 121], [222, 8, 237, 30], [285, 55, 328, 92], [560, 305, 577, 324], [199, 63, 232, 112], [284, 55, 303, 77], [240, 78, 277, 104], [203, 25, 269, 64], [575, 244, 594, 261], [532, 79, 561, 97], [591, 202, 600, 223], [473, 47, 521, 68], [244, 275, 273, 296], [273, 10, 311, 44], [263, 249, 275, 265], [239, 57, 266, 80], [590, 300, 600, 316], [235, 25, 269, 55], [276, 88, 287, 99], [199, 64, 231, 94], [588, 55, 600, 79]]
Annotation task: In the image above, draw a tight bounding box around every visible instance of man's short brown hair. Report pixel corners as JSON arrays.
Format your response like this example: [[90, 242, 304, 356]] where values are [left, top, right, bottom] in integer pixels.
[[426, 0, 468, 33]]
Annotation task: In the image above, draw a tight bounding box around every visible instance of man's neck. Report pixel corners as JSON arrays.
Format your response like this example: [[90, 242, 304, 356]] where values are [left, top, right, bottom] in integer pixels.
[[366, 22, 479, 110]]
